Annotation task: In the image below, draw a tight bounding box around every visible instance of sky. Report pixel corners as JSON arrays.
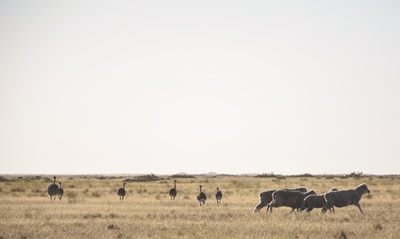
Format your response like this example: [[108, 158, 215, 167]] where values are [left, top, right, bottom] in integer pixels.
[[1, 1, 399, 175]]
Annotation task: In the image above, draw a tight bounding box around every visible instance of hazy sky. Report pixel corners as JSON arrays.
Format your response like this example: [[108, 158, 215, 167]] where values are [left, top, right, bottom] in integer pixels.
[[1, 1, 399, 175]]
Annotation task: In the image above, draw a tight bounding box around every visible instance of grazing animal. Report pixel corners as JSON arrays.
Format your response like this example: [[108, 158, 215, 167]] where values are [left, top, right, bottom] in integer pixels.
[[117, 183, 126, 200], [47, 176, 59, 200], [215, 187, 223, 204], [169, 180, 177, 200], [268, 190, 316, 213], [197, 185, 207, 206], [254, 187, 307, 213], [301, 188, 338, 212], [58, 182, 64, 200], [322, 183, 370, 215]]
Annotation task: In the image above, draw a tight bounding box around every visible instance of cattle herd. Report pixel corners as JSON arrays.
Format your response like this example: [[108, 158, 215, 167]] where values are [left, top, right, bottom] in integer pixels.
[[47, 177, 371, 214]]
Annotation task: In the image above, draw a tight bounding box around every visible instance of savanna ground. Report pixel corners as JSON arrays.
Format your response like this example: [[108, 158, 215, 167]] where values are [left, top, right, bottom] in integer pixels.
[[0, 174, 399, 239]]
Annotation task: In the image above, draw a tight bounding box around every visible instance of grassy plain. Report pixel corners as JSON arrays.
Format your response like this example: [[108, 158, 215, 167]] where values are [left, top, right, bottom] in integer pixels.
[[0, 174, 399, 239]]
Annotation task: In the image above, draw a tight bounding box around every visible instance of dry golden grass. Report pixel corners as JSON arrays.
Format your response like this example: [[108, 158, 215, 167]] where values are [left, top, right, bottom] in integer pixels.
[[0, 174, 399, 238]]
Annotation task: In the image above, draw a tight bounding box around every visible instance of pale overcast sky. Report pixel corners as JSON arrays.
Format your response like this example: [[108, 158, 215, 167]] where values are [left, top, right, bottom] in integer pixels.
[[1, 1, 399, 175]]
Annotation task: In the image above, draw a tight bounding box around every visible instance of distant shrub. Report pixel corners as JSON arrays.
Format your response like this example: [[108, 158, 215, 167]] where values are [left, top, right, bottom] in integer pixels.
[[136, 189, 147, 194], [254, 173, 276, 178], [107, 213, 119, 219], [66, 191, 77, 198], [92, 191, 101, 197], [22, 176, 43, 181], [171, 173, 195, 178], [374, 223, 383, 231], [231, 180, 246, 187], [342, 171, 364, 179], [83, 213, 101, 219], [107, 224, 119, 230], [224, 190, 233, 196], [294, 173, 313, 178], [95, 176, 107, 180], [11, 188, 25, 192], [124, 174, 161, 182]]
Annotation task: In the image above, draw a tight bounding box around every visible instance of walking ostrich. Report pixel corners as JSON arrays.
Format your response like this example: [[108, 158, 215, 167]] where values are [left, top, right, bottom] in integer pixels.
[[215, 187, 223, 204], [197, 185, 207, 206], [169, 180, 177, 200], [47, 176, 59, 200], [58, 182, 64, 200], [117, 183, 126, 200]]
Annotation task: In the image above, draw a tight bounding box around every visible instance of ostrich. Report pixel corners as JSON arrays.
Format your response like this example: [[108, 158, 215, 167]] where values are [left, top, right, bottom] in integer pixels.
[[215, 187, 223, 204], [47, 176, 59, 200], [197, 185, 207, 206], [117, 183, 126, 200], [58, 182, 64, 200], [169, 179, 177, 200]]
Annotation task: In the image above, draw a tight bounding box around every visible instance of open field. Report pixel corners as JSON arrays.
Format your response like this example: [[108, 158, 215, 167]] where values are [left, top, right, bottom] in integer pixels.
[[0, 174, 399, 239]]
